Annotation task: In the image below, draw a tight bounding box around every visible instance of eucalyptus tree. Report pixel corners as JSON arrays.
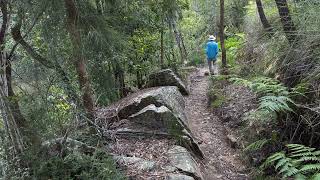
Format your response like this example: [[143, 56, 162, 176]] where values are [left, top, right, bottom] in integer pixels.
[[220, 0, 227, 72], [275, 0, 297, 44], [256, 0, 272, 32]]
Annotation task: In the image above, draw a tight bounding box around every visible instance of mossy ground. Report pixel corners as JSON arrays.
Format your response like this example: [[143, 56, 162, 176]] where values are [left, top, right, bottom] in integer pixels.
[[208, 75, 230, 108]]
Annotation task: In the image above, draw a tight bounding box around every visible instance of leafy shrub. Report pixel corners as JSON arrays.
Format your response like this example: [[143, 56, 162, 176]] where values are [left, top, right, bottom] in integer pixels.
[[262, 144, 320, 179], [225, 34, 244, 66], [30, 150, 125, 180]]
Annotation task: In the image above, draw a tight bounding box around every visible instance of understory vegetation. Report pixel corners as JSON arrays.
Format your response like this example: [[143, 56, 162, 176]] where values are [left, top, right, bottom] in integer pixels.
[[208, 0, 320, 179]]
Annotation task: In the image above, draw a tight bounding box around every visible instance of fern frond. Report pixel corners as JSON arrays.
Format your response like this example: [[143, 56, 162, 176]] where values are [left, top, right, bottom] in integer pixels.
[[259, 96, 294, 113], [299, 164, 320, 173], [245, 139, 269, 152], [264, 144, 320, 179], [283, 167, 300, 177], [293, 156, 320, 163], [261, 152, 286, 169], [290, 152, 317, 158]]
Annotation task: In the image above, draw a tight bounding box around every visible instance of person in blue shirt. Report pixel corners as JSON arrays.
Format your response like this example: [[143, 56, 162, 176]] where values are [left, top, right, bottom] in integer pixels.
[[205, 35, 219, 75]]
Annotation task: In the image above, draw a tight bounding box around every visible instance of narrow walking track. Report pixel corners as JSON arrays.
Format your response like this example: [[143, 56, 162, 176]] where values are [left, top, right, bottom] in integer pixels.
[[185, 67, 248, 180]]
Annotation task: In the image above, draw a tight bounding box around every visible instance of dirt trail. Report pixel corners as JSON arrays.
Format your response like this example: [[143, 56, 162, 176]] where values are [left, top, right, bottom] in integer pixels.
[[185, 67, 248, 180]]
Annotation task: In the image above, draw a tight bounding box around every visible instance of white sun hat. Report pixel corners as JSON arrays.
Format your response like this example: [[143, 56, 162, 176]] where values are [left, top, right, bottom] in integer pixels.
[[209, 35, 216, 41]]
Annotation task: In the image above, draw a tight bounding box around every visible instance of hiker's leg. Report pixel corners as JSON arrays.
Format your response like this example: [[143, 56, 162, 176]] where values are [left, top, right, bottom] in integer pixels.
[[208, 60, 213, 74], [212, 60, 216, 74]]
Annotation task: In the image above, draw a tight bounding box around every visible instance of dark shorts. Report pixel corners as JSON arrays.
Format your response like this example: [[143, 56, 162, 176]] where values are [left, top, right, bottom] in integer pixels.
[[207, 58, 217, 61]]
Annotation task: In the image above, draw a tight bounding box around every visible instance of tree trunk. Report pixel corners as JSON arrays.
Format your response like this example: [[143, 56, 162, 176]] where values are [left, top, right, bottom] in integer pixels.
[[220, 0, 227, 72], [171, 20, 184, 64], [64, 0, 95, 120], [275, 0, 297, 44], [0, 0, 31, 154], [256, 0, 273, 32], [160, 28, 164, 68], [180, 32, 188, 64], [113, 62, 125, 98]]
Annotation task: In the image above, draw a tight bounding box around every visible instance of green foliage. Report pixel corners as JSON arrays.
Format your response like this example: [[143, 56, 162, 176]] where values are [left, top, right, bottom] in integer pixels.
[[259, 96, 294, 113], [208, 75, 229, 108], [31, 150, 125, 180], [245, 138, 270, 152], [231, 77, 296, 123], [225, 34, 244, 69], [210, 91, 226, 108], [263, 144, 320, 179], [231, 77, 290, 96]]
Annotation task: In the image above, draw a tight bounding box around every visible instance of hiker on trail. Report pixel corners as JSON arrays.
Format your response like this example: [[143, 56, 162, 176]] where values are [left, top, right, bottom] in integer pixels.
[[205, 35, 219, 75]]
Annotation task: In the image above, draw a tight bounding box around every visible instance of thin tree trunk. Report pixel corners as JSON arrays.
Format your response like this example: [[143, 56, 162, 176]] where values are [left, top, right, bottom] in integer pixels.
[[256, 0, 272, 32], [220, 0, 227, 72], [275, 0, 297, 44], [169, 24, 177, 67], [64, 0, 95, 120], [113, 62, 125, 98], [160, 28, 164, 68], [171, 20, 184, 63], [180, 32, 188, 64]]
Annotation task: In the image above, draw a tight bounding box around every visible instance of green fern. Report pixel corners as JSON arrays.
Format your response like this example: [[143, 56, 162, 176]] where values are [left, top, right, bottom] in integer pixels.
[[230, 77, 290, 96], [245, 138, 270, 152], [259, 96, 295, 113], [263, 144, 320, 179]]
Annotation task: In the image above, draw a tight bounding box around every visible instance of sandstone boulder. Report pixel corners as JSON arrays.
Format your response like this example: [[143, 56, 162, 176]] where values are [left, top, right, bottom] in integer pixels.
[[100, 86, 203, 158], [147, 69, 189, 95], [167, 174, 195, 180], [167, 146, 203, 180], [128, 104, 186, 134], [113, 156, 156, 172], [101, 86, 187, 126]]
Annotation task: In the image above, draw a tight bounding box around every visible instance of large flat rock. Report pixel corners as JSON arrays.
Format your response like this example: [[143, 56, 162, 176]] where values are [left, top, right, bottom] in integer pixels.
[[100, 86, 187, 126], [99, 86, 203, 158]]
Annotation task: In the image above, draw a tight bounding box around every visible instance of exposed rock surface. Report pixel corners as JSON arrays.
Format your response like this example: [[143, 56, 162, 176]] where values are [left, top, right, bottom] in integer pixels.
[[99, 86, 203, 158], [147, 69, 189, 95], [99, 86, 186, 125], [167, 174, 195, 180], [113, 156, 156, 172], [128, 104, 185, 135], [167, 146, 202, 179]]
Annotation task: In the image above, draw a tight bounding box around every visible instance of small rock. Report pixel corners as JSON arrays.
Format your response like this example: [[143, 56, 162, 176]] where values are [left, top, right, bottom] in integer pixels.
[[227, 134, 238, 148], [204, 71, 210, 76], [113, 156, 156, 172], [167, 174, 195, 180]]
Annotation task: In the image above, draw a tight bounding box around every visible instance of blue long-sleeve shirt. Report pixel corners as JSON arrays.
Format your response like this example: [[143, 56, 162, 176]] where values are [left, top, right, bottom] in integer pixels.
[[205, 41, 219, 60]]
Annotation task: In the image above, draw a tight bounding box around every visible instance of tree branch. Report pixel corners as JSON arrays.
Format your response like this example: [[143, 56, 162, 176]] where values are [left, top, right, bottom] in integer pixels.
[[8, 9, 44, 61], [11, 20, 80, 106]]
